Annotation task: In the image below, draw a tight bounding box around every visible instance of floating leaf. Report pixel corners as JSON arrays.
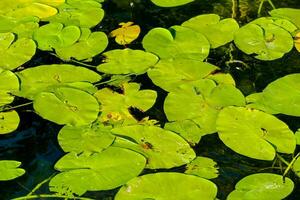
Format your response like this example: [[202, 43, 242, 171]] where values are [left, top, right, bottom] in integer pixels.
[[185, 157, 219, 179], [33, 87, 100, 126], [182, 14, 239, 48], [44, 0, 104, 28], [293, 156, 300, 177], [58, 123, 115, 153], [142, 26, 210, 60], [150, 0, 194, 7], [295, 32, 300, 52], [234, 18, 294, 60], [0, 160, 25, 181], [110, 22, 141, 45], [115, 172, 217, 200], [227, 173, 294, 200], [33, 22, 81, 51], [0, 111, 20, 134], [0, 69, 19, 106], [49, 147, 146, 196], [246, 74, 300, 116], [16, 64, 101, 99], [296, 129, 300, 145], [94, 83, 157, 125], [56, 28, 108, 61], [0, 32, 36, 70], [217, 107, 296, 160], [270, 8, 300, 28], [147, 59, 218, 92], [97, 49, 159, 74], [112, 125, 196, 169]]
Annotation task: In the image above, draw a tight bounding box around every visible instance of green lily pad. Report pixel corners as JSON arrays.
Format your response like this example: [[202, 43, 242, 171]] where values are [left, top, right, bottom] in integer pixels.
[[246, 74, 300, 116], [33, 22, 81, 51], [234, 18, 294, 60], [56, 28, 108, 61], [49, 147, 146, 196], [0, 32, 36, 70], [0, 160, 25, 181], [227, 173, 294, 200], [58, 123, 115, 153], [217, 107, 296, 160], [164, 81, 245, 134], [94, 83, 157, 125], [16, 64, 101, 99], [270, 8, 300, 29], [142, 26, 210, 61], [295, 129, 300, 145], [185, 157, 219, 179], [147, 59, 218, 92], [44, 0, 105, 28], [0, 0, 63, 19], [293, 156, 300, 177], [97, 49, 159, 75], [150, 0, 194, 7], [182, 14, 239, 48], [111, 125, 196, 169], [0, 111, 20, 134], [0, 69, 19, 106], [115, 172, 217, 200], [33, 87, 100, 126]]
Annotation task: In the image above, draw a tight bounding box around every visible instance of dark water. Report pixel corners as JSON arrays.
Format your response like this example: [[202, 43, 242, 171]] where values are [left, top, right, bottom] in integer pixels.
[[0, 0, 300, 199]]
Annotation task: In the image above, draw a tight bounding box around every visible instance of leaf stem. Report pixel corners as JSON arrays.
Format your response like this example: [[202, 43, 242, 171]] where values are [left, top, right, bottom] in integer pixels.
[[11, 194, 94, 200], [276, 154, 290, 166], [26, 173, 56, 196], [0, 102, 33, 112], [283, 153, 300, 178], [70, 59, 97, 68]]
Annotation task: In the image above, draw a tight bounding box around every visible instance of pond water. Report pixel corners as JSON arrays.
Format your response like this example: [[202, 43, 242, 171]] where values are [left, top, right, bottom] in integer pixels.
[[0, 0, 300, 199]]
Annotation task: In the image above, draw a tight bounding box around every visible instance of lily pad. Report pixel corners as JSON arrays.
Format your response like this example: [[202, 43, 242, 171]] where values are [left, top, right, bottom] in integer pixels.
[[58, 123, 115, 153], [0, 69, 19, 106], [147, 59, 218, 92], [49, 147, 146, 195], [270, 8, 300, 28], [56, 28, 108, 61], [0, 111, 20, 134], [0, 160, 25, 181], [97, 49, 159, 75], [94, 83, 157, 125], [0, 32, 36, 70], [111, 125, 196, 169], [33, 87, 100, 126], [227, 173, 294, 200], [44, 0, 104, 28], [293, 156, 300, 177], [234, 18, 294, 60], [217, 107, 296, 160], [296, 129, 300, 145], [246, 74, 300, 116], [0, 0, 64, 19], [110, 22, 141, 45], [142, 26, 210, 61], [150, 0, 194, 7], [115, 172, 217, 200], [182, 14, 239, 48], [185, 157, 219, 179], [33, 22, 81, 51], [16, 64, 101, 99]]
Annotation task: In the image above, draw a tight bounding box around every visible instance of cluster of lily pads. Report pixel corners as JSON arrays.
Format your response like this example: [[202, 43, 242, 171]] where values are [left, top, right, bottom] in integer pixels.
[[0, 0, 300, 199]]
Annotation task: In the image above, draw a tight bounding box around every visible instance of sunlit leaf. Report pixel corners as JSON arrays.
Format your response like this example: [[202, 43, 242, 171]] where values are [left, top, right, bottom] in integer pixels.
[[0, 160, 25, 181], [110, 22, 141, 45]]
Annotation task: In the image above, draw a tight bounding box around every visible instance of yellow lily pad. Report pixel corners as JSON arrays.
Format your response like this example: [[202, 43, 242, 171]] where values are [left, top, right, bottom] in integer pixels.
[[295, 32, 300, 52], [110, 22, 140, 45]]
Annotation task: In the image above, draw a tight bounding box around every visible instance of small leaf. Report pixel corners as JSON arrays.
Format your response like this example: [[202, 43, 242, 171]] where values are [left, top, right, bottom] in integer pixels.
[[0, 111, 20, 134], [295, 32, 300, 52], [110, 22, 141, 45], [185, 157, 219, 179], [0, 160, 25, 181], [0, 68, 19, 106]]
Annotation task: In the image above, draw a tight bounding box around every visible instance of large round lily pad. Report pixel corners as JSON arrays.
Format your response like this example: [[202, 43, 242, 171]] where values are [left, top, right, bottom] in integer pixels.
[[182, 14, 239, 48], [227, 173, 294, 200], [33, 22, 81, 51], [142, 26, 210, 61], [33, 87, 100, 126], [0, 160, 25, 181], [0, 69, 19, 106], [111, 125, 196, 169], [49, 147, 146, 195], [0, 32, 36, 70], [115, 172, 217, 200], [58, 123, 115, 153], [150, 0, 194, 7], [56, 28, 108, 61], [0, 111, 20, 134], [234, 18, 294, 60], [16, 64, 101, 99], [217, 107, 296, 160], [147, 59, 218, 92], [270, 8, 300, 28], [97, 49, 159, 75]]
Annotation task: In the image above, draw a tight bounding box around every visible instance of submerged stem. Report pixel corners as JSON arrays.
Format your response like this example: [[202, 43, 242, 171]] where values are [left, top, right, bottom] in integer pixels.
[[0, 102, 33, 112], [12, 194, 94, 200]]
